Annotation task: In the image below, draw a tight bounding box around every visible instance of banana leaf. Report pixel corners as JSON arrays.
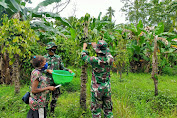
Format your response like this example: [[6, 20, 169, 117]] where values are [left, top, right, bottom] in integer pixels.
[[34, 0, 61, 12], [31, 11, 72, 28], [155, 22, 164, 35]]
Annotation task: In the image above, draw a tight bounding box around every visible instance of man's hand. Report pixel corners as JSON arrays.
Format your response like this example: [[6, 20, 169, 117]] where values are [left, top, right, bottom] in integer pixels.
[[47, 69, 53, 74], [83, 43, 87, 50]]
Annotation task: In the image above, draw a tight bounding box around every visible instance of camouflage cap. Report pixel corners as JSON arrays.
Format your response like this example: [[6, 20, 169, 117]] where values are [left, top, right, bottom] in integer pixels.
[[93, 40, 108, 54], [46, 42, 57, 50]]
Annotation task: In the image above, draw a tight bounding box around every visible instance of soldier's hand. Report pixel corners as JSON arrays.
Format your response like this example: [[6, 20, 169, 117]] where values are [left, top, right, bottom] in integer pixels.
[[83, 43, 87, 50], [47, 69, 53, 74], [48, 86, 56, 91], [91, 42, 97, 48]]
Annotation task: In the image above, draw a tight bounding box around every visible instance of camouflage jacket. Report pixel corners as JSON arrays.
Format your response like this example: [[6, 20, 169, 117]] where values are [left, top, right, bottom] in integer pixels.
[[81, 50, 114, 84], [44, 54, 68, 84], [44, 54, 68, 71]]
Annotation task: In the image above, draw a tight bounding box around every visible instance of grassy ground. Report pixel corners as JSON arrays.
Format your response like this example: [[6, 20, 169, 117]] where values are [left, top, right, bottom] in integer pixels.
[[1, 67, 177, 118]]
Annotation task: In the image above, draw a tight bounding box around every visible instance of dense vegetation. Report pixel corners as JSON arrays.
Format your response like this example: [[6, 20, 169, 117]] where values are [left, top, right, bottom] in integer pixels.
[[1, 67, 177, 118], [0, 0, 177, 117]]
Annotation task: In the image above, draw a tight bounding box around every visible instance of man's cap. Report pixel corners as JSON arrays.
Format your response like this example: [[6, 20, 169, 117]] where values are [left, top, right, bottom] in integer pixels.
[[46, 42, 57, 50], [93, 40, 108, 54]]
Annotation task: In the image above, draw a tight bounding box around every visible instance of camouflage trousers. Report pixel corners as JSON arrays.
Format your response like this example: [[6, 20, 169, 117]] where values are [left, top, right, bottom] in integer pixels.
[[50, 86, 60, 112], [91, 83, 113, 118]]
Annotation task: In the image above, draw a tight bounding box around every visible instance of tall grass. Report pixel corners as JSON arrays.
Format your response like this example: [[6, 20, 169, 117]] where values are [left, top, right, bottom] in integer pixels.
[[1, 67, 177, 118]]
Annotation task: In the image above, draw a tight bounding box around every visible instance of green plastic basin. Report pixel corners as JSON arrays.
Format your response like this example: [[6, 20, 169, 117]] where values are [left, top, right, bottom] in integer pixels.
[[52, 70, 75, 85]]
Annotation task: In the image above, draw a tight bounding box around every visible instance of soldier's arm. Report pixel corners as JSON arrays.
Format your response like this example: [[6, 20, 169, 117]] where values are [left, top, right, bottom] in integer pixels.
[[106, 53, 114, 66], [81, 43, 98, 64], [81, 50, 97, 64]]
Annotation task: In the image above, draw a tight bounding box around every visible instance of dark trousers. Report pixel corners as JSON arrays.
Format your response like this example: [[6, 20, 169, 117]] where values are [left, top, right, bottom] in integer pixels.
[[50, 84, 60, 113], [27, 108, 46, 118]]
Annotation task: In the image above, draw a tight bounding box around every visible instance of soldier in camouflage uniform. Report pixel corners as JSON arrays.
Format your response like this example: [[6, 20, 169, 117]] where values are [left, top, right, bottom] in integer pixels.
[[81, 40, 114, 118], [44, 42, 72, 113]]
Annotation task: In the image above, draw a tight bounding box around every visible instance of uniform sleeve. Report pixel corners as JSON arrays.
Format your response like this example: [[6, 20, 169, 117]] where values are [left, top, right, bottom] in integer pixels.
[[58, 56, 69, 71], [107, 53, 114, 66], [81, 50, 98, 65]]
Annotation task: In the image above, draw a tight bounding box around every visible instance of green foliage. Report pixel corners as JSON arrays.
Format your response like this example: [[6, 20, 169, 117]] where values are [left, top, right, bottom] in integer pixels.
[[20, 42, 47, 84], [111, 72, 177, 117], [162, 65, 177, 76], [121, 0, 174, 30], [1, 70, 177, 117], [155, 22, 164, 35], [0, 15, 39, 65], [0, 84, 30, 117], [113, 32, 130, 77], [31, 12, 72, 28]]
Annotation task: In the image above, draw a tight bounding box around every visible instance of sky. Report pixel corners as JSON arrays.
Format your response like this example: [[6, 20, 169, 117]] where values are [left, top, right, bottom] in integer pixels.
[[26, 0, 127, 24]]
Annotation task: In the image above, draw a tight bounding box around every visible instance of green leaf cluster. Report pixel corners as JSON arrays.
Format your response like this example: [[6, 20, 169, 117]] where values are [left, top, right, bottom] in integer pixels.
[[0, 15, 39, 65]]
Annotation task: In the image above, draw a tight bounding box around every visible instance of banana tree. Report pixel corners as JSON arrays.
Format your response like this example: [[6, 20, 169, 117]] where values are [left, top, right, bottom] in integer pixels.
[[28, 0, 72, 45], [79, 13, 91, 111], [0, 0, 32, 22], [66, 13, 111, 110], [150, 22, 177, 96], [125, 20, 152, 72]]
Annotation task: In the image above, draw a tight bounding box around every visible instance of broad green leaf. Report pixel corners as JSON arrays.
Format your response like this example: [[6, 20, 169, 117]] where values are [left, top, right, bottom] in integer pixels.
[[137, 20, 143, 34], [10, 0, 22, 12], [159, 32, 176, 37], [165, 48, 175, 53], [9, 60, 14, 65], [70, 28, 76, 40], [155, 22, 164, 35], [133, 57, 139, 61], [84, 13, 90, 22], [98, 12, 102, 20], [93, 28, 97, 35], [0, 0, 8, 8], [91, 18, 96, 30], [13, 37, 18, 42], [32, 12, 72, 28], [130, 23, 137, 35], [34, 0, 61, 11], [31, 21, 67, 40], [160, 48, 165, 53], [21, 2, 25, 6], [142, 55, 149, 61]]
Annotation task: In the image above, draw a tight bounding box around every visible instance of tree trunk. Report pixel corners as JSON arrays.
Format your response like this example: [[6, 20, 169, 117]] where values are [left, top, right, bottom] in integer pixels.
[[80, 21, 89, 110], [0, 52, 11, 84], [151, 36, 158, 96], [144, 62, 150, 73], [0, 54, 3, 84], [13, 54, 20, 94], [80, 64, 87, 110], [5, 68, 11, 84]]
